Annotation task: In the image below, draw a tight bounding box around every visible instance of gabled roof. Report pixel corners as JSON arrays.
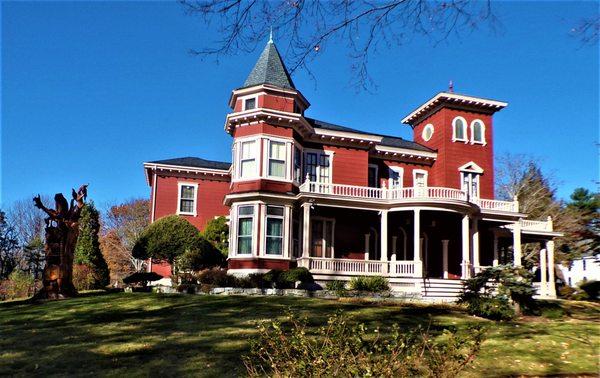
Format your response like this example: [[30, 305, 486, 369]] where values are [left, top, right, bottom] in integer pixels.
[[306, 117, 434, 153], [147, 157, 231, 171], [242, 41, 295, 90]]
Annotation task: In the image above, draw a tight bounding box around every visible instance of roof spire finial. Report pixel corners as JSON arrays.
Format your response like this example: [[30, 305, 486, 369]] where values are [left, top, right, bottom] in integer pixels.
[[269, 27, 273, 43], [448, 80, 454, 93]]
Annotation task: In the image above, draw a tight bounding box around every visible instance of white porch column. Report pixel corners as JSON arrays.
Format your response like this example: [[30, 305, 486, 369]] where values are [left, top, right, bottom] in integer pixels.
[[302, 203, 311, 258], [461, 215, 470, 279], [391, 236, 397, 261], [547, 240, 556, 298], [413, 209, 422, 277], [442, 239, 449, 279], [513, 220, 522, 266], [380, 210, 388, 262], [492, 233, 499, 267], [540, 247, 548, 297], [364, 233, 370, 260], [472, 217, 480, 274]]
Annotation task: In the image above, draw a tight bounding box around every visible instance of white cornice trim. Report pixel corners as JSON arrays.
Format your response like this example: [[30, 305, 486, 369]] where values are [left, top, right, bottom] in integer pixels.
[[458, 161, 484, 173], [373, 145, 437, 160], [402, 92, 508, 124], [225, 108, 314, 135], [313, 127, 382, 143], [143, 162, 231, 177]]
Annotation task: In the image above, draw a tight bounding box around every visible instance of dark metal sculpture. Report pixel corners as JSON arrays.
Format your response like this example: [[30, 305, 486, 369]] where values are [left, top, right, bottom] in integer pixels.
[[33, 185, 88, 299]]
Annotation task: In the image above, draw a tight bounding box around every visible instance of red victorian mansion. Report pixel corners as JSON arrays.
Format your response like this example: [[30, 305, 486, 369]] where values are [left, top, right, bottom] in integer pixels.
[[143, 39, 560, 300]]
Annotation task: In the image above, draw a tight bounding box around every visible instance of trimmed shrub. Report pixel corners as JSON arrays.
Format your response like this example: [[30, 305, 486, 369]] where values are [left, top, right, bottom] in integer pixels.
[[202, 216, 229, 258], [579, 280, 599, 300], [348, 275, 389, 292], [74, 202, 109, 288], [459, 265, 537, 320], [198, 268, 237, 287], [280, 267, 314, 284], [244, 311, 486, 377], [325, 280, 347, 296], [133, 215, 222, 274], [559, 285, 589, 300]]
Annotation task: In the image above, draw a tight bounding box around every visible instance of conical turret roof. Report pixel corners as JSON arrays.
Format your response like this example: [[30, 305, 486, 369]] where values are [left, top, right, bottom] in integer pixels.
[[243, 40, 295, 90]]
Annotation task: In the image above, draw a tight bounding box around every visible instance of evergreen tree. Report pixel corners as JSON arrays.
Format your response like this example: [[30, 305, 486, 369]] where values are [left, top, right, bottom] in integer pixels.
[[23, 236, 45, 279], [202, 216, 229, 258], [74, 202, 109, 288]]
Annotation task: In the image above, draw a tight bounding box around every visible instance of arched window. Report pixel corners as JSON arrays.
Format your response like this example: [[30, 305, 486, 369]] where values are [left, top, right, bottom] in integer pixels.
[[422, 124, 434, 141], [471, 120, 486, 144], [452, 117, 467, 142]]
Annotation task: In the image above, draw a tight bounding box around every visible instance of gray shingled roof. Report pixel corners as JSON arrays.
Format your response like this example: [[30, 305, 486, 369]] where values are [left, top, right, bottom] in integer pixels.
[[149, 157, 231, 170], [306, 117, 434, 152], [243, 41, 295, 90]]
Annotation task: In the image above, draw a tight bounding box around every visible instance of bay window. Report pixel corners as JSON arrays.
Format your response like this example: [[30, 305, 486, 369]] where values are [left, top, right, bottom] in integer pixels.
[[294, 146, 302, 182], [265, 206, 284, 255], [237, 206, 254, 255]]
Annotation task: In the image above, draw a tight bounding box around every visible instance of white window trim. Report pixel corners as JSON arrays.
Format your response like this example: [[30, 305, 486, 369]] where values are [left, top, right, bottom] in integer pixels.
[[303, 149, 334, 183], [413, 169, 429, 187], [422, 123, 434, 142], [241, 94, 259, 111], [452, 116, 468, 143], [232, 202, 259, 257], [460, 171, 481, 199], [265, 139, 290, 180], [388, 166, 404, 189], [310, 216, 336, 258], [176, 182, 198, 216], [262, 205, 286, 257], [233, 136, 260, 182], [368, 164, 379, 188], [470, 119, 487, 145], [293, 143, 303, 185]]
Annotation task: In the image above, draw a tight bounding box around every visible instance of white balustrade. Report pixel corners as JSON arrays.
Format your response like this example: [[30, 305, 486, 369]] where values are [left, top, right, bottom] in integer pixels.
[[299, 257, 416, 277], [520, 220, 552, 231], [476, 198, 517, 212]]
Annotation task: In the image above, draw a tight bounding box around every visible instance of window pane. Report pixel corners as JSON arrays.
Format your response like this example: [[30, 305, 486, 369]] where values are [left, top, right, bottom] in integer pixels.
[[241, 141, 255, 159], [267, 206, 284, 216], [305, 153, 317, 181], [266, 237, 282, 255], [238, 236, 252, 254], [181, 185, 195, 199], [269, 160, 285, 177], [238, 206, 254, 216], [238, 218, 253, 235], [269, 142, 285, 159], [241, 160, 255, 177], [473, 122, 483, 142], [267, 218, 283, 236], [455, 119, 465, 139], [245, 98, 256, 110], [180, 199, 194, 213], [319, 154, 330, 167]]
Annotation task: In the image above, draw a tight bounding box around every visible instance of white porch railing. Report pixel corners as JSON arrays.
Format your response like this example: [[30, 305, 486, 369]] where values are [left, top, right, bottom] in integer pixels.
[[299, 180, 518, 212], [505, 219, 554, 232], [298, 257, 420, 278]]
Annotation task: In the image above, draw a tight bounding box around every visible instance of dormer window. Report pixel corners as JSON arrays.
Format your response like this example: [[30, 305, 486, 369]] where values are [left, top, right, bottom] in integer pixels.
[[244, 97, 256, 111], [452, 117, 467, 142], [471, 120, 486, 145]]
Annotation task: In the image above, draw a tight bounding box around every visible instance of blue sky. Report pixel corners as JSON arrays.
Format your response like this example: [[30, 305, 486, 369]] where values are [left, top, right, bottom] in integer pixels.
[[2, 1, 598, 210]]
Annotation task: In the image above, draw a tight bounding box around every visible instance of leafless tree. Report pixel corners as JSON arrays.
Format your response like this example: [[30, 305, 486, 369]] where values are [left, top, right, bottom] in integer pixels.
[[180, 0, 499, 90], [5, 195, 51, 246]]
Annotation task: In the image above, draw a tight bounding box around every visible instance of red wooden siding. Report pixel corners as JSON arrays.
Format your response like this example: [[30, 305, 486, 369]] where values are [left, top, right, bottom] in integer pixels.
[[153, 175, 230, 231]]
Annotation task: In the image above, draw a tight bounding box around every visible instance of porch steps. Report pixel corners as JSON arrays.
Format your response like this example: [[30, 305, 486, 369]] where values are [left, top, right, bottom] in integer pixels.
[[419, 278, 464, 302]]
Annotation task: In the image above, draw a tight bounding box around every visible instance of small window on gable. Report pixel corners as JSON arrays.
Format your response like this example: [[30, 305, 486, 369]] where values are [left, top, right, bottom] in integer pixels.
[[244, 97, 256, 111], [471, 120, 485, 144], [452, 117, 467, 142], [422, 124, 434, 141]]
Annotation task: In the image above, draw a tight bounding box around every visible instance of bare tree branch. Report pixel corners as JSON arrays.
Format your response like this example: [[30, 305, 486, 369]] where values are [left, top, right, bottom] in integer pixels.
[[180, 0, 499, 90]]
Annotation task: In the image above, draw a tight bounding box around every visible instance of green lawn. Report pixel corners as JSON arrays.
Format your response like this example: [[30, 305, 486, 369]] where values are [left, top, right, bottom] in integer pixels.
[[0, 293, 598, 377]]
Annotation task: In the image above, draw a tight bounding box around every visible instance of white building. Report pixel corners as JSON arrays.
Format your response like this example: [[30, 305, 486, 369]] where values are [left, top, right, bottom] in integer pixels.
[[559, 255, 600, 287]]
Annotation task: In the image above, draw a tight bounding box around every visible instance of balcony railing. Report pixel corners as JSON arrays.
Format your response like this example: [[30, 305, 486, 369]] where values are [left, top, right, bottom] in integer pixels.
[[299, 180, 518, 212], [506, 218, 554, 232], [297, 257, 421, 278]]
